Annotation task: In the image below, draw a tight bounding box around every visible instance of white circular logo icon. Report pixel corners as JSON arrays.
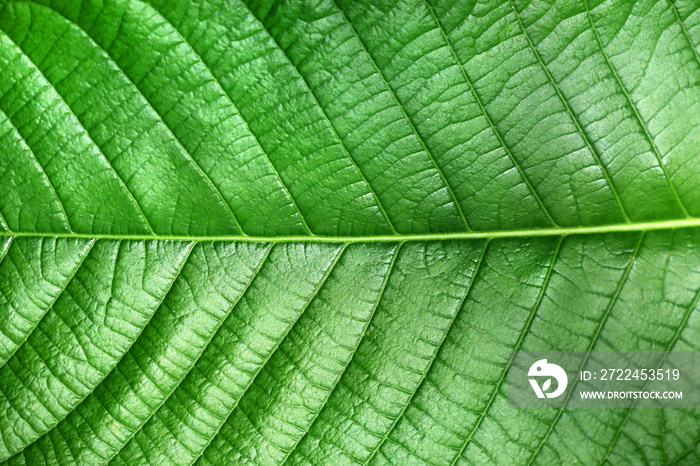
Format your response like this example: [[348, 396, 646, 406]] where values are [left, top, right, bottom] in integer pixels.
[[528, 359, 568, 399]]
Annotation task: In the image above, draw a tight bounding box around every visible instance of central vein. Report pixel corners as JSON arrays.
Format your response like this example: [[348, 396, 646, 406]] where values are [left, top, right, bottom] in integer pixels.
[[1, 218, 699, 242]]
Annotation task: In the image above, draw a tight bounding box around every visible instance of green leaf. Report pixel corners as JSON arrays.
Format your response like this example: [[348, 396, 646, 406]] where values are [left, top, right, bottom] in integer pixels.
[[0, 0, 699, 464]]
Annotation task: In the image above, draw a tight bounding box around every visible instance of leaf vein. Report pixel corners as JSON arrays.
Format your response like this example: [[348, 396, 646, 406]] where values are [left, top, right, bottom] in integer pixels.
[[2, 239, 193, 463], [16, 1, 247, 236], [526, 232, 645, 465], [283, 242, 403, 464], [238, 0, 399, 236], [0, 238, 94, 371], [423, 0, 559, 228], [329, 0, 472, 232], [107, 243, 273, 464], [136, 0, 315, 236], [0, 106, 73, 232], [668, 0, 700, 70], [449, 236, 564, 465], [366, 239, 490, 465], [601, 255, 700, 463], [584, 0, 689, 217], [2, 218, 700, 242], [509, 0, 631, 224], [0, 20, 156, 236], [190, 244, 347, 465]]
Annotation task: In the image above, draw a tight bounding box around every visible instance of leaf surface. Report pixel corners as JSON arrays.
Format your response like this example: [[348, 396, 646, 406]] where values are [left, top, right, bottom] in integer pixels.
[[0, 0, 699, 464]]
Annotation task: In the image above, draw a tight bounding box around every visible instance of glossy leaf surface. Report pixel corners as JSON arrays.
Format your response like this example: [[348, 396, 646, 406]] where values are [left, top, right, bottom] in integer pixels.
[[0, 0, 699, 464]]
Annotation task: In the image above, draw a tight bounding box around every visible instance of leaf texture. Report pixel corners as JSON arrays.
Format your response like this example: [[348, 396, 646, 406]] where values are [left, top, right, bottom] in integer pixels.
[[0, 0, 699, 464]]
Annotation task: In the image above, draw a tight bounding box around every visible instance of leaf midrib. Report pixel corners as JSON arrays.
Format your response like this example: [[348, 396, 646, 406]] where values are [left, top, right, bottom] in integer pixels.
[[2, 218, 700, 242]]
